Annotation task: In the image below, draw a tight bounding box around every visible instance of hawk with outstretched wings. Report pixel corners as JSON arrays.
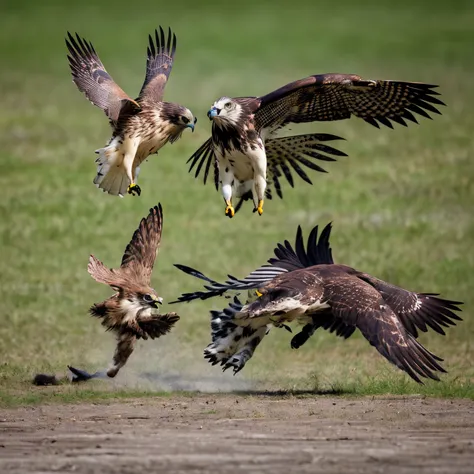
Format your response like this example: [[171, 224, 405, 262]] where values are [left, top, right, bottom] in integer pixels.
[[172, 224, 462, 384], [68, 203, 179, 382], [187, 74, 444, 217], [66, 28, 196, 197]]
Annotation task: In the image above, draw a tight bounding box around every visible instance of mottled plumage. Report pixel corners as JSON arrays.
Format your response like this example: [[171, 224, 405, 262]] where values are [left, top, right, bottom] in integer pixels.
[[66, 28, 196, 197], [68, 204, 179, 381], [172, 224, 462, 383], [188, 74, 444, 216]]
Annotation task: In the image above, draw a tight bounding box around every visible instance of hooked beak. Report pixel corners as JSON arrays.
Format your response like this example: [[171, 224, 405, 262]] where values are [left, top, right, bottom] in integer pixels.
[[150, 296, 163, 308], [186, 117, 197, 132], [207, 107, 220, 120]]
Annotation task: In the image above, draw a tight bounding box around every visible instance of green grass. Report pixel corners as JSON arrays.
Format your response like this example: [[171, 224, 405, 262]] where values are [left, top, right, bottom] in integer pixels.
[[1, 0, 473, 406]]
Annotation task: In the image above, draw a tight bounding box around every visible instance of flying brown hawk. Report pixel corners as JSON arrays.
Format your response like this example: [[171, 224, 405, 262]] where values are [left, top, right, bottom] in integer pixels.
[[172, 224, 462, 384], [66, 28, 196, 197], [187, 74, 444, 217], [68, 203, 179, 381]]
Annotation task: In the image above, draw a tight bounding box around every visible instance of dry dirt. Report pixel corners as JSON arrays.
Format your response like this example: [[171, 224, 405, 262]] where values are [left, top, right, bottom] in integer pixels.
[[0, 394, 473, 473]]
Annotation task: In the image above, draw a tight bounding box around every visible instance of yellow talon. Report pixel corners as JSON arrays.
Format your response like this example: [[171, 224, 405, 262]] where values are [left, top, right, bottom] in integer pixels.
[[224, 200, 235, 218], [127, 183, 141, 196], [255, 290, 262, 297], [257, 200, 264, 216]]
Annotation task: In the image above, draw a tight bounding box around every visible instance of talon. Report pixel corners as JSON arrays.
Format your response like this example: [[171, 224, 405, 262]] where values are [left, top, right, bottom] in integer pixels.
[[224, 200, 235, 218], [254, 199, 264, 215], [127, 183, 141, 196]]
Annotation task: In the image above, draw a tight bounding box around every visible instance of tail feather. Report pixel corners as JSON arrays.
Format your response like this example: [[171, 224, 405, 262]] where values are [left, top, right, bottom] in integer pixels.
[[93, 137, 131, 196]]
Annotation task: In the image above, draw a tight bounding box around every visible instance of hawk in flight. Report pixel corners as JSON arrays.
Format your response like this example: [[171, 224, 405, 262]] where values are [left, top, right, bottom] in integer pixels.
[[172, 224, 462, 384], [66, 28, 196, 197], [68, 203, 179, 381], [187, 74, 444, 217]]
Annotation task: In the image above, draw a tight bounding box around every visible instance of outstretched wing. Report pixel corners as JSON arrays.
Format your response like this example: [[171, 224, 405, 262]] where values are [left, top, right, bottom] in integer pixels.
[[138, 27, 177, 104], [138, 312, 180, 340], [65, 32, 140, 123], [120, 203, 164, 284], [87, 255, 127, 289], [324, 276, 446, 384], [254, 74, 445, 132], [356, 274, 463, 337], [266, 133, 347, 199], [171, 223, 334, 303]]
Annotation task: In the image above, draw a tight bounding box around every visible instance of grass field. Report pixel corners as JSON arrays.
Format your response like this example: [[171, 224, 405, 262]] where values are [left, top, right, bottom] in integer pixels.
[[1, 0, 473, 405]]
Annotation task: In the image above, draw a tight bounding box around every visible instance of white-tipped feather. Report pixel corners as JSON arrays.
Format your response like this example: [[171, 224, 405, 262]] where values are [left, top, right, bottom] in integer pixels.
[[93, 136, 143, 197]]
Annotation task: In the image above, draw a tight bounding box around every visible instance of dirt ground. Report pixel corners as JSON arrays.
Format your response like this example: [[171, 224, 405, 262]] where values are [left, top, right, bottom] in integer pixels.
[[0, 394, 473, 474]]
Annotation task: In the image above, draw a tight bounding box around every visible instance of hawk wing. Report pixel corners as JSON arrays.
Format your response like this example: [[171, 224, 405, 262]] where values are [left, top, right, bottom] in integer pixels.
[[265, 133, 347, 198], [138, 27, 177, 104], [120, 203, 164, 285], [186, 138, 219, 190], [356, 273, 463, 337], [87, 254, 128, 289], [324, 275, 446, 383], [65, 32, 140, 123], [171, 223, 334, 303], [254, 74, 445, 132]]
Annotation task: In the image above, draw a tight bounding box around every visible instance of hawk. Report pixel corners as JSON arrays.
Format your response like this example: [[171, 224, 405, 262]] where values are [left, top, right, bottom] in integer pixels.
[[172, 224, 462, 384], [68, 203, 179, 381], [187, 74, 444, 217], [66, 28, 196, 197]]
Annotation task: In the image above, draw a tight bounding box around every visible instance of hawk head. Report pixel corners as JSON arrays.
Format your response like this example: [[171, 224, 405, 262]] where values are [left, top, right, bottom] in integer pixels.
[[161, 103, 197, 143], [117, 283, 164, 316], [207, 97, 242, 127]]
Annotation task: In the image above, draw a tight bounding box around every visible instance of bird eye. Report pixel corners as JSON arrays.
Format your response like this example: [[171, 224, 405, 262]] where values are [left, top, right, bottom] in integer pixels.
[[182, 116, 190, 124], [224, 102, 232, 109], [143, 294, 154, 303]]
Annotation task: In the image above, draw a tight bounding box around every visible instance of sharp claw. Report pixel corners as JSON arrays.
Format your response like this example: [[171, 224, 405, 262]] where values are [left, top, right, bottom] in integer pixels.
[[224, 204, 235, 218], [127, 183, 141, 196]]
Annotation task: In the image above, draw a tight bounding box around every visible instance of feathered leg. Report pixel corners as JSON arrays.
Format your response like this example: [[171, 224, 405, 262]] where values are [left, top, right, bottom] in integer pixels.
[[220, 157, 235, 218], [251, 149, 267, 216], [107, 332, 136, 377], [122, 137, 141, 196], [222, 326, 268, 375]]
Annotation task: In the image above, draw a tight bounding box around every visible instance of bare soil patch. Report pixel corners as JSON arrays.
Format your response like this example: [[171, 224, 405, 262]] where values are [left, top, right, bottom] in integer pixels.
[[0, 394, 473, 473]]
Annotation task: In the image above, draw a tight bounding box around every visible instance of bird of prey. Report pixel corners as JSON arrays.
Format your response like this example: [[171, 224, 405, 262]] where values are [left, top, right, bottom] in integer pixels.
[[68, 203, 179, 381], [172, 224, 462, 384], [187, 74, 444, 217], [66, 28, 196, 197]]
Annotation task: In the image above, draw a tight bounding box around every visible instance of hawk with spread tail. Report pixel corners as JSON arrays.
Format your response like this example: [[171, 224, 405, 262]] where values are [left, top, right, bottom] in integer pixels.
[[187, 74, 444, 217], [66, 28, 196, 197], [172, 225, 462, 384], [68, 203, 179, 381]]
